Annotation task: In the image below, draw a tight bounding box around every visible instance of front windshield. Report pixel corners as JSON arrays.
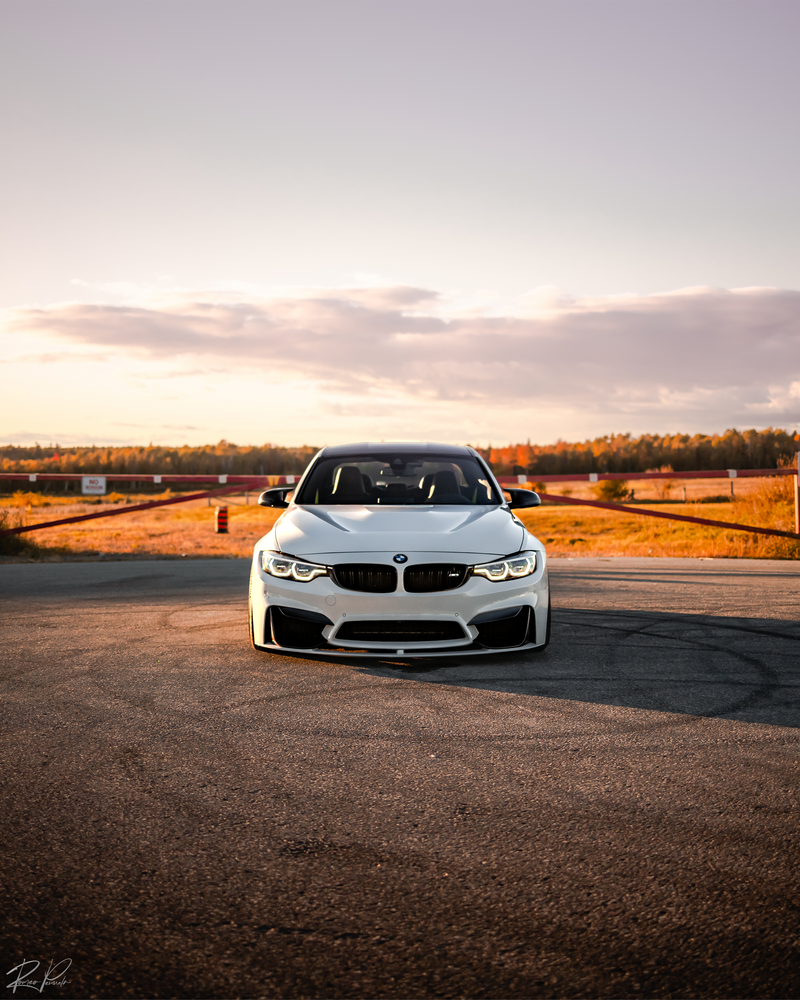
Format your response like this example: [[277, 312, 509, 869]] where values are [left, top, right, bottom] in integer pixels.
[[294, 453, 501, 506]]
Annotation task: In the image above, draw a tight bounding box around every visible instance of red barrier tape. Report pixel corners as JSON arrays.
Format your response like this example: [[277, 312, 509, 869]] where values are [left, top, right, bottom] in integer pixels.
[[0, 482, 263, 537], [536, 492, 800, 541]]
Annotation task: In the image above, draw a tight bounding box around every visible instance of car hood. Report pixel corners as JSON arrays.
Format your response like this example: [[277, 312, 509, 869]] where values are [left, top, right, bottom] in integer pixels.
[[272, 505, 527, 560]]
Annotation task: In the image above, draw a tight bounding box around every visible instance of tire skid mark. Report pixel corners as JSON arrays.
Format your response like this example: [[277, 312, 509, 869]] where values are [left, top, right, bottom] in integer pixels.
[[559, 608, 782, 721], [558, 607, 800, 644]]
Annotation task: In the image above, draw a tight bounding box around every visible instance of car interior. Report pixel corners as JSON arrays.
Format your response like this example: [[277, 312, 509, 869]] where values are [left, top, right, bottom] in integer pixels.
[[297, 456, 500, 505]]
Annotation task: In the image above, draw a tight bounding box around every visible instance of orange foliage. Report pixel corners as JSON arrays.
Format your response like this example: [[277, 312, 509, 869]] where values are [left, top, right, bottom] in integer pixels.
[[474, 428, 800, 476], [0, 441, 318, 479]]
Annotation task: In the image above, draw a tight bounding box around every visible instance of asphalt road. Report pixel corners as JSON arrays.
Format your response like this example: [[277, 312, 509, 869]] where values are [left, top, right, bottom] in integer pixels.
[[1, 557, 799, 999]]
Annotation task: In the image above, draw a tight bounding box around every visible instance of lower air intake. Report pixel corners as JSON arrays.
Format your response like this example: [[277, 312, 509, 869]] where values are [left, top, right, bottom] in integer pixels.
[[472, 607, 531, 648], [270, 606, 331, 649], [335, 620, 466, 643]]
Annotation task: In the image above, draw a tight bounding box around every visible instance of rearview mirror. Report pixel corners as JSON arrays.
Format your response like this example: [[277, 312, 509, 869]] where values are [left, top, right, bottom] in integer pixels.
[[258, 488, 292, 509], [505, 489, 541, 509]]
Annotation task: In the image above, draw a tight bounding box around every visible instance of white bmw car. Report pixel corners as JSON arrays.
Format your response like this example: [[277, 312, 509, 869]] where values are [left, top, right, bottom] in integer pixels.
[[249, 442, 550, 659]]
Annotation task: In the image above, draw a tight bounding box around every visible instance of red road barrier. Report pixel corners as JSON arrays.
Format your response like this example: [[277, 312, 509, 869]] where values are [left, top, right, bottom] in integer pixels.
[[0, 482, 262, 537], [497, 455, 800, 541], [0, 473, 296, 486], [0, 469, 794, 486], [535, 492, 800, 541], [2, 468, 798, 543], [496, 469, 796, 483]]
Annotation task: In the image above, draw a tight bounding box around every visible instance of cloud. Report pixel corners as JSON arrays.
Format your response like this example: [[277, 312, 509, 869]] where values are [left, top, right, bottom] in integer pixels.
[[111, 422, 202, 431], [1, 350, 112, 365], [3, 283, 800, 437]]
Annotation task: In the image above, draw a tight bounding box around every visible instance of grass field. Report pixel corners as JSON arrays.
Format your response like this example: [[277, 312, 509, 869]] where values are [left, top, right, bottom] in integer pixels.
[[517, 503, 798, 559], [0, 492, 282, 560], [1, 476, 797, 561]]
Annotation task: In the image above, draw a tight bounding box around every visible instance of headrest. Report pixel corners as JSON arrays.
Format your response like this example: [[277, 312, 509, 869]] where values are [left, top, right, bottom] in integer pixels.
[[427, 470, 459, 498], [332, 465, 366, 495]]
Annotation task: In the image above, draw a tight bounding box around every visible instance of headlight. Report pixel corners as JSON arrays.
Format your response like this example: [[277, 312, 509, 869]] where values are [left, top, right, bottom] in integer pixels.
[[261, 551, 328, 582], [472, 551, 537, 582]]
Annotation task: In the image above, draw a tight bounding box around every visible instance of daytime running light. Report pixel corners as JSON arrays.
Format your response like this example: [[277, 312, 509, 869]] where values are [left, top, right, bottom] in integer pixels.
[[472, 552, 537, 582], [261, 552, 329, 582]]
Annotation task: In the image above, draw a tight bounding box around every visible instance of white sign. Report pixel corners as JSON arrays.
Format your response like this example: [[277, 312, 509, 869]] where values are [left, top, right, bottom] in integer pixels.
[[81, 476, 107, 495]]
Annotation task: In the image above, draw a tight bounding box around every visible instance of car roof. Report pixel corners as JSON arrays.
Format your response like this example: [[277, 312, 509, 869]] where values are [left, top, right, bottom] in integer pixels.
[[320, 442, 476, 458]]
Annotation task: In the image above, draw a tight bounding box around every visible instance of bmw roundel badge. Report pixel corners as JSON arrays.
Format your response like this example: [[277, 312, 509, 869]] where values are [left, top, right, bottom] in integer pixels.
[[393, 553, 408, 564]]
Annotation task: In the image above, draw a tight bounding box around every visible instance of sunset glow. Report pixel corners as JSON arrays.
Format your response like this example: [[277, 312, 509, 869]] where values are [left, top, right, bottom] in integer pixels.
[[1, 0, 798, 447]]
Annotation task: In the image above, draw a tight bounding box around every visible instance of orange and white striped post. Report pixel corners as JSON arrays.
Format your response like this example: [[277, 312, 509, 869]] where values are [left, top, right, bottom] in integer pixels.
[[215, 506, 229, 534]]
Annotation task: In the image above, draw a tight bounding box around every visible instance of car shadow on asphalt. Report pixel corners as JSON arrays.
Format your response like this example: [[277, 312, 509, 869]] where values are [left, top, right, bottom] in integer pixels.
[[350, 607, 800, 729]]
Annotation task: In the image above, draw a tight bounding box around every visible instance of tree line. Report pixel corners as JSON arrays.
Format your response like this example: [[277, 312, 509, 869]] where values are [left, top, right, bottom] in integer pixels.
[[0, 441, 319, 479], [474, 428, 800, 475], [1, 428, 797, 483]]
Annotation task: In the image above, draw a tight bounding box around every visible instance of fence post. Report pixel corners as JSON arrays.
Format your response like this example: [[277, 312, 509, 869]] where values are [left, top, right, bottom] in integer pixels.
[[795, 453, 800, 536]]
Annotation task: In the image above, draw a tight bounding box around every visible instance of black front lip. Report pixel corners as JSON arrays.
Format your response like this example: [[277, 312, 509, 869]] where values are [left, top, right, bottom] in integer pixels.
[[263, 604, 538, 656], [256, 639, 545, 659]]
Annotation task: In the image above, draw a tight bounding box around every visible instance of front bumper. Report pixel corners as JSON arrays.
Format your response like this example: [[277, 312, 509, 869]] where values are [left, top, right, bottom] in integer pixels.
[[249, 548, 550, 658]]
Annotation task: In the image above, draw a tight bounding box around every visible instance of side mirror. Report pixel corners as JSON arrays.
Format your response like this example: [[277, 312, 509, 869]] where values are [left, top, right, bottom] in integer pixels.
[[505, 489, 541, 509], [258, 488, 292, 509]]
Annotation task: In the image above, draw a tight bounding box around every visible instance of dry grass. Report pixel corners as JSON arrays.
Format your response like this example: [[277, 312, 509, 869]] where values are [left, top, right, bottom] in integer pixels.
[[519, 474, 799, 559], [535, 476, 761, 503], [0, 506, 40, 557], [0, 493, 283, 561], [1, 477, 797, 561]]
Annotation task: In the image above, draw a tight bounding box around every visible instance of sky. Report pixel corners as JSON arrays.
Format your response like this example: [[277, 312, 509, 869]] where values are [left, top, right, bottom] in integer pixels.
[[1, 0, 799, 448]]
